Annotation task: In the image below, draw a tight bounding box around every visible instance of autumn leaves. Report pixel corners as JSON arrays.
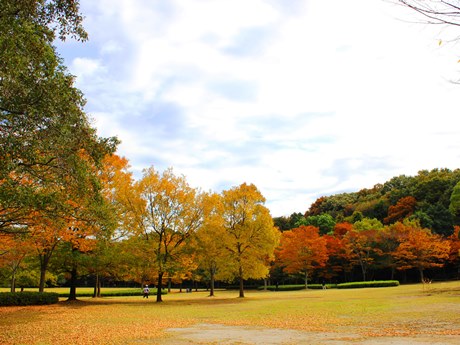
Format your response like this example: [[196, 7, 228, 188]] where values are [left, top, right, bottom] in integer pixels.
[[112, 165, 280, 301]]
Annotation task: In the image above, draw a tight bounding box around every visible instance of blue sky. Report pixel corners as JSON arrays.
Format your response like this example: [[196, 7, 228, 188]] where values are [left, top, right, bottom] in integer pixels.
[[56, 0, 460, 217]]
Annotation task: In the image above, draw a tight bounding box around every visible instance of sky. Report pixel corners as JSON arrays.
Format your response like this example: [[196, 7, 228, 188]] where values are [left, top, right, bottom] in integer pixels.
[[56, 0, 460, 217]]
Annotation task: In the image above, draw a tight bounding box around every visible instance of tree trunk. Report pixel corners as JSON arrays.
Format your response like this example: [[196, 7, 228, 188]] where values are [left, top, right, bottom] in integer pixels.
[[359, 259, 367, 281], [419, 268, 425, 283], [209, 268, 215, 297], [67, 266, 78, 301], [239, 266, 245, 298], [38, 254, 50, 293], [304, 271, 309, 289], [10, 271, 16, 293], [263, 278, 268, 291], [167, 277, 171, 293], [156, 272, 164, 302], [93, 273, 101, 298]]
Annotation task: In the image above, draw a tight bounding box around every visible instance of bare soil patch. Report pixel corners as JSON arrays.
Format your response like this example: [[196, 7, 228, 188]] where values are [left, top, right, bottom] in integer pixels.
[[160, 323, 460, 345]]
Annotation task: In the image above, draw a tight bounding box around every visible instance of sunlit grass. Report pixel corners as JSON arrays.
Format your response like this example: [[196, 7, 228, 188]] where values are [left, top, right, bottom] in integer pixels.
[[1, 281, 459, 344]]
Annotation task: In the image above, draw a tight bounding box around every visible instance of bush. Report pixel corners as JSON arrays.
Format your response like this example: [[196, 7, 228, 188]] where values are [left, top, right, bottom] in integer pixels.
[[337, 280, 399, 289], [0, 292, 59, 306], [57, 289, 167, 298], [258, 284, 337, 291]]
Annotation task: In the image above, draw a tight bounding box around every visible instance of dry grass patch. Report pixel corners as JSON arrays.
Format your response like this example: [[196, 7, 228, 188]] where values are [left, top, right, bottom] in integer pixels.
[[1, 282, 459, 344]]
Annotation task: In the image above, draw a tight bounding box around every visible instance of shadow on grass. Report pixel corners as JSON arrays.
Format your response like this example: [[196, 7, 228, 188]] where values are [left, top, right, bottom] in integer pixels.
[[56, 295, 249, 309]]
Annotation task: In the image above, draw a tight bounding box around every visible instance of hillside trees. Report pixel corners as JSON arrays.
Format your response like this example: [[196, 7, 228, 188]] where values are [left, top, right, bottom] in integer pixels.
[[449, 181, 460, 224]]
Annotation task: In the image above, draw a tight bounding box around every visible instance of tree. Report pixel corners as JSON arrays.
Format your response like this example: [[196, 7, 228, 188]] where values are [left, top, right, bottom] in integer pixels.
[[446, 226, 460, 278], [384, 196, 417, 224], [136, 167, 204, 302], [219, 183, 280, 298], [396, 1, 460, 27], [393, 223, 450, 282], [0, 0, 118, 234], [0, 233, 33, 292], [194, 193, 226, 297], [273, 212, 303, 231], [297, 214, 336, 235], [344, 227, 383, 281], [353, 218, 384, 231], [449, 181, 460, 224], [276, 225, 328, 288]]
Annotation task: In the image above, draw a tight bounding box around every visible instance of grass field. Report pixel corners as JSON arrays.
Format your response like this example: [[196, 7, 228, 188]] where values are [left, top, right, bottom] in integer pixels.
[[1, 281, 459, 344]]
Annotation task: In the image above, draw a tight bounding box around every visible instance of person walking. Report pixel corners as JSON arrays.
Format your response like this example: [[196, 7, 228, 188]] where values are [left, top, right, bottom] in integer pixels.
[[143, 285, 150, 298]]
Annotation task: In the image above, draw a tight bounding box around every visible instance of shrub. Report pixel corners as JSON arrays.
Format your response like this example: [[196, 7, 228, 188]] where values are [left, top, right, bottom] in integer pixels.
[[0, 292, 59, 306], [337, 280, 399, 289], [57, 289, 167, 298], [258, 284, 337, 291]]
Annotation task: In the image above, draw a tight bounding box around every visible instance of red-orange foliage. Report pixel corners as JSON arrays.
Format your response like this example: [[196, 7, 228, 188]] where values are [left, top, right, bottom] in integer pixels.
[[447, 226, 460, 267], [393, 223, 450, 282], [276, 225, 328, 287], [384, 196, 417, 224], [333, 222, 352, 238], [344, 228, 383, 281]]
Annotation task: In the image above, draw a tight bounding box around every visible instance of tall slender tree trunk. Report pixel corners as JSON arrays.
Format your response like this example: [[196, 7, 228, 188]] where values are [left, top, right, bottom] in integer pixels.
[[68, 266, 78, 301], [38, 253, 51, 293], [156, 272, 164, 302], [209, 267, 215, 297], [419, 268, 425, 283], [304, 271, 309, 289], [238, 266, 244, 298], [93, 273, 101, 298], [10, 271, 16, 293]]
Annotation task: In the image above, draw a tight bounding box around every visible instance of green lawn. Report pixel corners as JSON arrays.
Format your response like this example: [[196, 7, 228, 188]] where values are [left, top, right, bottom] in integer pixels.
[[1, 281, 459, 344]]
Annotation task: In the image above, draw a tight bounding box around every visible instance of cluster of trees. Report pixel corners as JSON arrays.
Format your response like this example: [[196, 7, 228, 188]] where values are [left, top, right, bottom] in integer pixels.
[[275, 221, 459, 287], [1, 1, 117, 299], [276, 169, 460, 237], [1, 154, 280, 302], [2, 0, 460, 303], [274, 169, 460, 285]]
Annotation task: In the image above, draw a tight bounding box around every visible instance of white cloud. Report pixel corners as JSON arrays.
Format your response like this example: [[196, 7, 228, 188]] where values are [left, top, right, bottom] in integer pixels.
[[60, 0, 460, 217]]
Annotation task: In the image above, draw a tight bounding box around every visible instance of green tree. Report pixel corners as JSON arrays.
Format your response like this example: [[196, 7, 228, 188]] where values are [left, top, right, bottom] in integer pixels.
[[297, 214, 336, 235], [0, 0, 117, 234], [449, 181, 460, 225]]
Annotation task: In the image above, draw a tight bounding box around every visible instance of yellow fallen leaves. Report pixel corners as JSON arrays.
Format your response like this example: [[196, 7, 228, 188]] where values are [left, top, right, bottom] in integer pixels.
[[1, 285, 459, 344]]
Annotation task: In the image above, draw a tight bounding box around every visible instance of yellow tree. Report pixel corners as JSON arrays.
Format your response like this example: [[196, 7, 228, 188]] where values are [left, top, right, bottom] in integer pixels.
[[276, 225, 328, 288], [194, 192, 226, 296], [86, 154, 136, 297], [136, 167, 204, 302], [220, 183, 280, 298]]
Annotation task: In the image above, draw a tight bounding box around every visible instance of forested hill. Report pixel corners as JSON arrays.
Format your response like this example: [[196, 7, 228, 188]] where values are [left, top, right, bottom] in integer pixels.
[[275, 168, 460, 236]]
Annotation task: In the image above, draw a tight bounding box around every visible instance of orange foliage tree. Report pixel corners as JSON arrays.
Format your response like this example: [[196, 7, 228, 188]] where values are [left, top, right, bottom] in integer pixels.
[[393, 222, 450, 282], [344, 227, 382, 281], [323, 222, 354, 282], [384, 196, 417, 224], [276, 225, 328, 288], [446, 226, 460, 279]]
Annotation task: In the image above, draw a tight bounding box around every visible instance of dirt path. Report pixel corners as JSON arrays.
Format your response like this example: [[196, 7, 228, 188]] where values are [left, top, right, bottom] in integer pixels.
[[160, 323, 460, 345]]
